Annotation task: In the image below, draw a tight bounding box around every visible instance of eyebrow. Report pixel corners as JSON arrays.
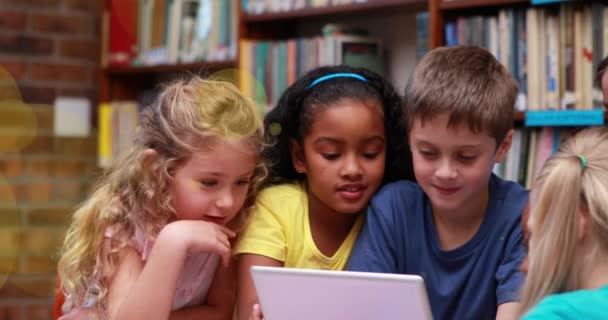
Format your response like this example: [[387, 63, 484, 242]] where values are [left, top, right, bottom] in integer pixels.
[[314, 136, 385, 145], [412, 139, 481, 149], [197, 170, 255, 177]]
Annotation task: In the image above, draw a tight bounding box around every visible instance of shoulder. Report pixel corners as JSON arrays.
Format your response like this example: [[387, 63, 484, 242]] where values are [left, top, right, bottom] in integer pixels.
[[373, 180, 424, 202], [492, 175, 529, 203], [257, 183, 305, 203], [491, 175, 529, 217], [368, 180, 426, 218], [253, 183, 307, 221], [522, 293, 581, 320]]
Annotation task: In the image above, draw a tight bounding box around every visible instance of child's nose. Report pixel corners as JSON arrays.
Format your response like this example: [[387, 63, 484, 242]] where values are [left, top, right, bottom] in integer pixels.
[[216, 188, 234, 209], [435, 159, 457, 179], [340, 155, 363, 179]]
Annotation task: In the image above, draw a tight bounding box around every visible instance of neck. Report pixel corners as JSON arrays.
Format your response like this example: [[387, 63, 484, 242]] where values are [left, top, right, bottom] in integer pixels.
[[432, 187, 489, 251], [307, 189, 359, 256], [580, 250, 608, 290]]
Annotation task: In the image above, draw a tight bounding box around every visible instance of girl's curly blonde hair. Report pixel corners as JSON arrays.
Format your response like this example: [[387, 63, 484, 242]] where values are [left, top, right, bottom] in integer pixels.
[[57, 75, 266, 315]]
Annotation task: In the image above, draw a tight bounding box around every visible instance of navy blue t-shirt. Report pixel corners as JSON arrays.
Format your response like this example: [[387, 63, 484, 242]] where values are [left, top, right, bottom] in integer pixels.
[[347, 175, 528, 320]]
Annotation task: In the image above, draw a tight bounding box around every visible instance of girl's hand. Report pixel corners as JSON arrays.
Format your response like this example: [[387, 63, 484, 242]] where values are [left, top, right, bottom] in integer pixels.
[[248, 304, 264, 320], [162, 220, 236, 267]]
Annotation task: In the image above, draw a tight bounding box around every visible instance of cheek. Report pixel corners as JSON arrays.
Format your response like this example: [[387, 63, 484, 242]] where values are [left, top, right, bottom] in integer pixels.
[[412, 156, 433, 176]]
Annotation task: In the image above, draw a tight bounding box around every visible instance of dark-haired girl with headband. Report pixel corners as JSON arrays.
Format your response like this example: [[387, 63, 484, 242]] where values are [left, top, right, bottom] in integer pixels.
[[234, 65, 414, 320], [519, 126, 608, 319]]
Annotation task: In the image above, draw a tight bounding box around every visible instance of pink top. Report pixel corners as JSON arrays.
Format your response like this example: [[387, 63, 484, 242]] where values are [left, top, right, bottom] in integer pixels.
[[59, 226, 220, 319]]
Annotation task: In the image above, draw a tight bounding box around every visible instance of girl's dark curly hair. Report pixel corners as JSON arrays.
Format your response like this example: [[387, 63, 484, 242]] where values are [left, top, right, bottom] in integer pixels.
[[263, 65, 414, 186]]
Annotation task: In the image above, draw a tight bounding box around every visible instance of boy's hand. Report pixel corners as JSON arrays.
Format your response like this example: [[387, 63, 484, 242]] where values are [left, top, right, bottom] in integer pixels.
[[248, 304, 264, 320], [162, 220, 236, 267]]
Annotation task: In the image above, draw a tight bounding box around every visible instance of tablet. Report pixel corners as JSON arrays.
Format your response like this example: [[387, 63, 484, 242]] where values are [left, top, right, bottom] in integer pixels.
[[250, 266, 433, 320]]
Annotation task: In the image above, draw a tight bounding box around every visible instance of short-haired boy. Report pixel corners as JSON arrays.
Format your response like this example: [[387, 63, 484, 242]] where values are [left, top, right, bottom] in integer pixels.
[[347, 46, 529, 320]]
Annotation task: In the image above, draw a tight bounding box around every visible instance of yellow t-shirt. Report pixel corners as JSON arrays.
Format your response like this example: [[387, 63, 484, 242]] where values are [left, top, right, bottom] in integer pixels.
[[235, 183, 363, 270]]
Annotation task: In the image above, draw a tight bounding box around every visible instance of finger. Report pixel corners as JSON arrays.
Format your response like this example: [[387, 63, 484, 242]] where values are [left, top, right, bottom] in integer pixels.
[[220, 246, 231, 267], [216, 232, 231, 249], [218, 225, 237, 238], [249, 304, 261, 320]]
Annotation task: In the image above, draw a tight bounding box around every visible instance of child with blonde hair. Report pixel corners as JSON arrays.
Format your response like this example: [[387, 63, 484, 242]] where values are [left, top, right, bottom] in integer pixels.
[[57, 75, 266, 320], [520, 126, 608, 319]]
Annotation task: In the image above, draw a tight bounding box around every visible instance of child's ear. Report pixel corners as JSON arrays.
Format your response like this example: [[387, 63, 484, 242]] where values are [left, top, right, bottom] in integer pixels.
[[494, 129, 513, 163], [142, 148, 159, 169], [289, 139, 307, 174]]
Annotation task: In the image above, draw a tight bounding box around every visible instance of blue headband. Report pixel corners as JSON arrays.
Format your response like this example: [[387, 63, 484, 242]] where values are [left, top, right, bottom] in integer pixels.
[[307, 73, 368, 89]]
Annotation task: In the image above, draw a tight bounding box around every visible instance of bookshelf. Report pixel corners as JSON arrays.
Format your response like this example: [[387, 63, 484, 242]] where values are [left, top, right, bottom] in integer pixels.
[[242, 0, 426, 23], [428, 0, 607, 186], [98, 0, 427, 166]]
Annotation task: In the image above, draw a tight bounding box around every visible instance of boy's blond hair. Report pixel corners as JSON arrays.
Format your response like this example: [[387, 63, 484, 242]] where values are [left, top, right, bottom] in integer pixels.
[[404, 45, 518, 145], [519, 127, 608, 315]]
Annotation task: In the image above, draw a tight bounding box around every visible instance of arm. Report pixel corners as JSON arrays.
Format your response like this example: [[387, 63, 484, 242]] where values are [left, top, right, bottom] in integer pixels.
[[495, 209, 527, 319], [169, 262, 236, 320], [236, 254, 282, 320], [106, 221, 234, 320], [496, 302, 519, 320]]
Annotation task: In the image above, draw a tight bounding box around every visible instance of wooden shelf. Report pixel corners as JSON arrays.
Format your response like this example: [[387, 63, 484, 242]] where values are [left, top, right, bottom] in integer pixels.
[[440, 0, 528, 10], [243, 0, 426, 22], [105, 60, 237, 76]]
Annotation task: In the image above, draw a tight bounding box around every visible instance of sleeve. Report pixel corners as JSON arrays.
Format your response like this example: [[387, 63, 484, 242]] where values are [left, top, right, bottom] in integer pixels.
[[346, 187, 403, 273], [495, 213, 527, 305], [233, 192, 287, 262]]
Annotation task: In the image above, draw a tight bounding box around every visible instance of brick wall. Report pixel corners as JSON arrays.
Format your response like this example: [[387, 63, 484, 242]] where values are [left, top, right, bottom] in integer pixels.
[[0, 0, 100, 319]]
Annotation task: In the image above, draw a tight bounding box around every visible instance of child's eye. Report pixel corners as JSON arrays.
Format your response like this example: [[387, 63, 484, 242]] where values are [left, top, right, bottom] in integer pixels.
[[200, 179, 218, 187], [236, 179, 250, 186], [458, 155, 477, 162], [322, 153, 340, 160], [419, 150, 437, 158], [362, 152, 380, 159]]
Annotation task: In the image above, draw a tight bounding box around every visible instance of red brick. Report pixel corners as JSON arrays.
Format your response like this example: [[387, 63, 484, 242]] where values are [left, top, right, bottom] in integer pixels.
[[53, 136, 96, 156], [0, 60, 26, 80], [54, 181, 83, 201], [28, 207, 71, 226], [19, 84, 56, 105], [16, 0, 61, 7], [17, 133, 54, 154], [21, 228, 63, 254], [33, 105, 54, 131], [18, 181, 53, 202], [0, 182, 17, 203], [64, 0, 101, 12], [24, 303, 53, 320], [58, 38, 100, 61], [0, 156, 24, 177], [0, 305, 20, 320], [0, 34, 53, 55], [53, 159, 85, 177], [0, 11, 27, 31], [0, 276, 55, 298], [0, 228, 21, 255], [30, 63, 89, 83], [26, 158, 52, 177], [0, 256, 18, 274], [30, 13, 92, 35], [0, 207, 21, 226], [20, 255, 56, 275], [0, 101, 37, 130]]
